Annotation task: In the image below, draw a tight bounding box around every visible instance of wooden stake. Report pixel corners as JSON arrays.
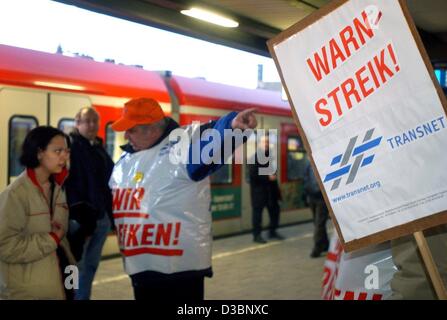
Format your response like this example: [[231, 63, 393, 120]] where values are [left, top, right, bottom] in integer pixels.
[[413, 231, 447, 300]]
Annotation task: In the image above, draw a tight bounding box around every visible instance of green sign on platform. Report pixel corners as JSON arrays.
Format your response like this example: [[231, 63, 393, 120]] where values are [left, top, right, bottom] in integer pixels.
[[211, 187, 241, 220]]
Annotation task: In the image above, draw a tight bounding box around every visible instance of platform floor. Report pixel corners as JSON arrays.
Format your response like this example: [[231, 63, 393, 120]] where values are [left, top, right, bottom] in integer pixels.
[[91, 222, 332, 300]]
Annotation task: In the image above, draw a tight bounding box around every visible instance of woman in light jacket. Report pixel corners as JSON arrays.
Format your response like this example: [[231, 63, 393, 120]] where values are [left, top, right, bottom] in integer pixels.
[[0, 126, 75, 299]]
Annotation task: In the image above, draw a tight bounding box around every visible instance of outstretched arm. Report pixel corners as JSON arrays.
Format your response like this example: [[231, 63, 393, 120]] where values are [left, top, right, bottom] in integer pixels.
[[187, 109, 257, 181]]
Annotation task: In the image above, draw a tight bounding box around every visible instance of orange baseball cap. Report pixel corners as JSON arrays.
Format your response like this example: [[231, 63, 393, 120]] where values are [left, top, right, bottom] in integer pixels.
[[111, 98, 165, 131]]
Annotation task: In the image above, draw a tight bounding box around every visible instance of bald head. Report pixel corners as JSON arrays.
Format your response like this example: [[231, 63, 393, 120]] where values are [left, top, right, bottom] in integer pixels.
[[75, 107, 100, 141]]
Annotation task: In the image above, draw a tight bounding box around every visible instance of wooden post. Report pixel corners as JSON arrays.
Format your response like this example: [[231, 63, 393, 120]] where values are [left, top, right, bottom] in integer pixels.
[[413, 231, 447, 300]]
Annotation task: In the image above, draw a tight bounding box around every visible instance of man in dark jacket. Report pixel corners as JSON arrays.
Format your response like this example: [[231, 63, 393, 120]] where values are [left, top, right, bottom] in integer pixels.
[[248, 135, 283, 244], [65, 107, 114, 300], [303, 157, 329, 258]]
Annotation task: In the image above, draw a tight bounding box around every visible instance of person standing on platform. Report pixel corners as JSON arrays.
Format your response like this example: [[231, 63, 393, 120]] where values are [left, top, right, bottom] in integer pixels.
[[65, 107, 114, 300], [109, 97, 257, 300], [303, 157, 329, 258], [0, 126, 74, 299], [248, 135, 283, 244]]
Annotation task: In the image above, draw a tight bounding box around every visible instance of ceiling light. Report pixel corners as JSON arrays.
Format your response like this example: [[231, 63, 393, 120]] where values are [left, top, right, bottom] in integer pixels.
[[34, 81, 85, 91], [181, 8, 239, 28]]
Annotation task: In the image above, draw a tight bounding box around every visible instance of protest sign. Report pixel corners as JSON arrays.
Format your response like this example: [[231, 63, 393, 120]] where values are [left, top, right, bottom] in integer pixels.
[[268, 0, 447, 253]]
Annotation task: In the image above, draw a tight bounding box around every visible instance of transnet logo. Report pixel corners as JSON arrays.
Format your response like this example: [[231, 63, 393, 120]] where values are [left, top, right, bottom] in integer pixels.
[[324, 128, 382, 191]]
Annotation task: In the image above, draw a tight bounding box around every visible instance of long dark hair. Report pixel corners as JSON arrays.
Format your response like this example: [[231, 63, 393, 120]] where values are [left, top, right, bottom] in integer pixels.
[[19, 126, 69, 168]]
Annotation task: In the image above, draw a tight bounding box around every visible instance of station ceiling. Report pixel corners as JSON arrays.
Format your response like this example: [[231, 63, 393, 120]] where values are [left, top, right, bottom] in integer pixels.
[[55, 0, 447, 62]]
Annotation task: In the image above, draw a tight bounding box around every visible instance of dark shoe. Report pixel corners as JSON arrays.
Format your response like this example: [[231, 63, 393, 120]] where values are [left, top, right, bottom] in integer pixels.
[[253, 235, 267, 244], [310, 248, 321, 258], [268, 232, 285, 240]]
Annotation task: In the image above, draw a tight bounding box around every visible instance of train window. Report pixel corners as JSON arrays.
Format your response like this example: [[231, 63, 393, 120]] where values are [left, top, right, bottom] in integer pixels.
[[210, 164, 233, 185], [105, 122, 116, 159], [286, 136, 306, 181], [58, 118, 75, 135], [8, 116, 38, 183]]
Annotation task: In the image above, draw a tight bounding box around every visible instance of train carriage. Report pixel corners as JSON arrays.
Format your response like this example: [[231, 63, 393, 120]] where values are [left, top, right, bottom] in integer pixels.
[[0, 44, 311, 256], [168, 75, 311, 236]]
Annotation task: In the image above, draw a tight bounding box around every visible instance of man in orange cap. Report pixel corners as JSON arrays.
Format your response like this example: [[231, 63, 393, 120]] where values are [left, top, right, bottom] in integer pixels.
[[110, 98, 168, 151], [109, 97, 257, 300]]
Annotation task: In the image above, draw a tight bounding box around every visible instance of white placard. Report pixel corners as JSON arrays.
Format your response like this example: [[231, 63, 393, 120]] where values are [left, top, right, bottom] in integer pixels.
[[271, 0, 447, 245]]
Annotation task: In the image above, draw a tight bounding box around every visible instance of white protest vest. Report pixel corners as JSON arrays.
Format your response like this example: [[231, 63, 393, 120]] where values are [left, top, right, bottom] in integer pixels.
[[322, 232, 397, 300], [109, 128, 211, 276]]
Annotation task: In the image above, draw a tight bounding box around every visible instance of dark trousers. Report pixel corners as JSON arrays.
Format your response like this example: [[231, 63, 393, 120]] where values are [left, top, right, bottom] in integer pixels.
[[132, 276, 205, 301], [252, 202, 280, 237], [309, 197, 329, 250]]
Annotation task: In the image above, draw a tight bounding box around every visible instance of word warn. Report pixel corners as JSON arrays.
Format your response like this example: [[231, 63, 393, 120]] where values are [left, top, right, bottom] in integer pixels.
[[307, 11, 375, 82]]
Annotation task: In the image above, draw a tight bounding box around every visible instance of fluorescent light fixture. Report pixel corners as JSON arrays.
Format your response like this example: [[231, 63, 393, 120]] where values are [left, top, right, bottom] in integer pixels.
[[34, 81, 85, 91], [181, 8, 239, 28]]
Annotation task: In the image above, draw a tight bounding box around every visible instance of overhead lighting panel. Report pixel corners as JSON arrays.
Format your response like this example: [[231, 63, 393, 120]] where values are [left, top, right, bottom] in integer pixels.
[[181, 7, 239, 28]]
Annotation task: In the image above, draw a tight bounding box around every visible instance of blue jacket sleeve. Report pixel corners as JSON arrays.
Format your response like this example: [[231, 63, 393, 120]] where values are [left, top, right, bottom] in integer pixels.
[[187, 112, 239, 181]]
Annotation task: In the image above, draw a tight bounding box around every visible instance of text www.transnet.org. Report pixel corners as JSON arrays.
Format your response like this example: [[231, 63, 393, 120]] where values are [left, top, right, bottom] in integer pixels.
[[332, 181, 381, 203]]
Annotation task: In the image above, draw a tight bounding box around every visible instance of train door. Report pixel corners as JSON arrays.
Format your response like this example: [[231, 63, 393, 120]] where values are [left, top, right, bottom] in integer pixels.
[[240, 115, 266, 231], [0, 87, 47, 191], [279, 120, 311, 224], [246, 115, 280, 230], [49, 93, 91, 133]]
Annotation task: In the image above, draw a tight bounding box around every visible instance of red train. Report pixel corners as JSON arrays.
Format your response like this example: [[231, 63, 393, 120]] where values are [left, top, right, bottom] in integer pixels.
[[0, 44, 311, 255]]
